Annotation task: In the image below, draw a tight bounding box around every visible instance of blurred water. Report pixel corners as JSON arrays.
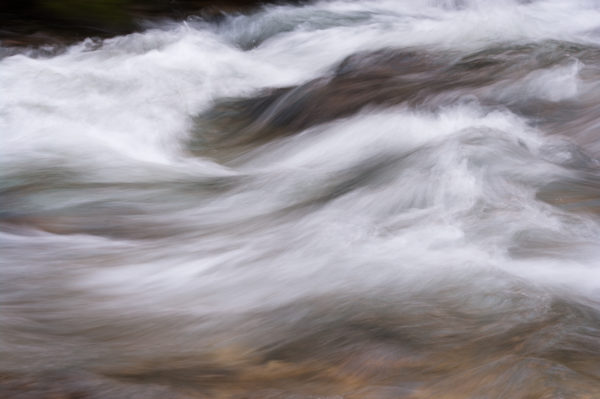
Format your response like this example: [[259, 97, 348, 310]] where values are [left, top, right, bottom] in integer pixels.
[[2, 1, 600, 398]]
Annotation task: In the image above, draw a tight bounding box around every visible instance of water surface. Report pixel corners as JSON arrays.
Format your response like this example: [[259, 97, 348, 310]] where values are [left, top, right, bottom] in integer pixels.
[[2, 0, 600, 398]]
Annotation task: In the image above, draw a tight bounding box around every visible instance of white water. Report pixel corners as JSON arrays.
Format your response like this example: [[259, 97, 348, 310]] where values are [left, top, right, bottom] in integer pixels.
[[2, 0, 600, 397]]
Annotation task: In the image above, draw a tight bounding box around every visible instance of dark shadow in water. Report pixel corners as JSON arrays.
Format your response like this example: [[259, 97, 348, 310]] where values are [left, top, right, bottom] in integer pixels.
[[190, 40, 600, 160]]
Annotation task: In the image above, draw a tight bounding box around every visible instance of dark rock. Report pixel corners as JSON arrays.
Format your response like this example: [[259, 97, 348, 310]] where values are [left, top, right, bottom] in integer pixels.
[[0, 0, 310, 46]]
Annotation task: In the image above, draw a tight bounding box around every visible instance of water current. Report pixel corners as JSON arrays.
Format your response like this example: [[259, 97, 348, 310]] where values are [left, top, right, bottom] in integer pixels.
[[2, 0, 600, 397]]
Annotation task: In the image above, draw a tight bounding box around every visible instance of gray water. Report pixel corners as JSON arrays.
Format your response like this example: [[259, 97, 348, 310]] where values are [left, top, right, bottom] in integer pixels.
[[2, 1, 600, 398]]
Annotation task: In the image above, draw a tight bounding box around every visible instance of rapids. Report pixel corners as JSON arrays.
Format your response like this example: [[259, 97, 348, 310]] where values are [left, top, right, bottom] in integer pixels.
[[2, 0, 600, 398]]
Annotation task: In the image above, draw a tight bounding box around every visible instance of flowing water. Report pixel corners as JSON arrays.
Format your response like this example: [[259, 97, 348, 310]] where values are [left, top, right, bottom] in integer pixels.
[[2, 0, 600, 398]]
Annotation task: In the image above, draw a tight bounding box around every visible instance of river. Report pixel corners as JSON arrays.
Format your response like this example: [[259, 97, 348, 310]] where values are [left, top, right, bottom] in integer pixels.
[[2, 0, 600, 398]]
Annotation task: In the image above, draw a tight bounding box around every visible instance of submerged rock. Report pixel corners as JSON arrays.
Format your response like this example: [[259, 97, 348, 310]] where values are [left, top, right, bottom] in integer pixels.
[[191, 42, 600, 158]]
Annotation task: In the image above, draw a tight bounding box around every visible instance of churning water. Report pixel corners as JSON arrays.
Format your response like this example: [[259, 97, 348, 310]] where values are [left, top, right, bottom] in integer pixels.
[[2, 0, 600, 397]]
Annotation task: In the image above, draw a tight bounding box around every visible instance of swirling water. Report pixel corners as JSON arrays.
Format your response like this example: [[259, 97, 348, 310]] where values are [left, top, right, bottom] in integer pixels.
[[2, 0, 600, 398]]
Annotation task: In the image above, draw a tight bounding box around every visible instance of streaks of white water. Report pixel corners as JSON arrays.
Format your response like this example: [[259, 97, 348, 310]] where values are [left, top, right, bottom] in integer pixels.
[[1, 0, 600, 375], [2, 0, 600, 166]]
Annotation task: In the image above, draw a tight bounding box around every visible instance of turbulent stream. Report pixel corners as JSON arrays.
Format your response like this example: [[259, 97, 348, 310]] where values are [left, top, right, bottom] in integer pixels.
[[2, 0, 600, 398]]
